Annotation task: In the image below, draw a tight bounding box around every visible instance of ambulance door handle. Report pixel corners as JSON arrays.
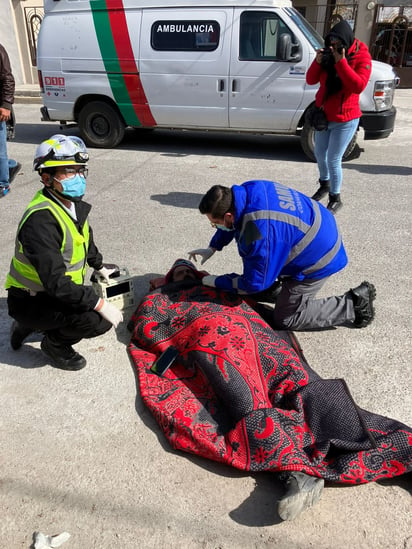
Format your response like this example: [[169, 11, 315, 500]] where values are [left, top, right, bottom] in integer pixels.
[[218, 79, 225, 92], [232, 79, 239, 93]]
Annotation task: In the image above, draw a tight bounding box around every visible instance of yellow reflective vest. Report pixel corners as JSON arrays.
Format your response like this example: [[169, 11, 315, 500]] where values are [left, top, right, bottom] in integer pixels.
[[6, 191, 90, 293]]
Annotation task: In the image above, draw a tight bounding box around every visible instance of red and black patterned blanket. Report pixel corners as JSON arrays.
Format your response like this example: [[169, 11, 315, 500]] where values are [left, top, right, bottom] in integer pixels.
[[128, 282, 412, 484]]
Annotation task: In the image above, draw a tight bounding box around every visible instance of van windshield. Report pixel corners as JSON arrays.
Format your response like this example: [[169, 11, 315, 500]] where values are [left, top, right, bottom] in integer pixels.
[[285, 7, 324, 51]]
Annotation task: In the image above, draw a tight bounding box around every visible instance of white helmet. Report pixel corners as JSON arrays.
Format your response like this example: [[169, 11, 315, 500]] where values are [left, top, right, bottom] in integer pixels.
[[33, 134, 89, 171]]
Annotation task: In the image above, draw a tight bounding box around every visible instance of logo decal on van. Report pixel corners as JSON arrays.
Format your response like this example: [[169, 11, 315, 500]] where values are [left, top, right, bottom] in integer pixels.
[[289, 67, 306, 75], [155, 24, 215, 33], [44, 76, 66, 98], [152, 20, 220, 51], [90, 0, 156, 127]]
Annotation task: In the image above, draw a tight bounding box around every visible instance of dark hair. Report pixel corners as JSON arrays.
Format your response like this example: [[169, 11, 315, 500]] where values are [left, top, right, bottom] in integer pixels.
[[199, 185, 233, 218]]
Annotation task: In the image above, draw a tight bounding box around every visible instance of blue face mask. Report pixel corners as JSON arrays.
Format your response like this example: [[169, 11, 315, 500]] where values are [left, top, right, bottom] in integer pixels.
[[55, 174, 86, 202], [215, 223, 235, 232]]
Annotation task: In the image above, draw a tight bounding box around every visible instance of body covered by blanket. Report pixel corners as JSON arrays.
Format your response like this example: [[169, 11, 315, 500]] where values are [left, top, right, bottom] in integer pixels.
[[128, 283, 412, 483]]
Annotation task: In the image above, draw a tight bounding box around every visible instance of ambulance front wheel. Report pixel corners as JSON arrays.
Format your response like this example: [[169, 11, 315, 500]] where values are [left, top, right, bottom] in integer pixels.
[[78, 101, 125, 148], [300, 122, 359, 162]]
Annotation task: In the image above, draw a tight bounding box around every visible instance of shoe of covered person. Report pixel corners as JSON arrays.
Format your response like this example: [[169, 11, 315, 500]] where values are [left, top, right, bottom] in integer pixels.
[[311, 179, 330, 201], [41, 334, 87, 370], [278, 472, 324, 521], [9, 161, 22, 184], [10, 321, 33, 350], [350, 281, 377, 328], [327, 193, 343, 214], [0, 185, 10, 198]]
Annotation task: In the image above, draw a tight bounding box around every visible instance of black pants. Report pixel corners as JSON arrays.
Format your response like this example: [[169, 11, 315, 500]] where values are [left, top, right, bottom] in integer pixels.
[[8, 288, 112, 345]]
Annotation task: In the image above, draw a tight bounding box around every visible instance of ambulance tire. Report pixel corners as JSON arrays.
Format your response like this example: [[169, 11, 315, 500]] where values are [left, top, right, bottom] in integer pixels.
[[300, 122, 359, 162], [79, 101, 125, 148]]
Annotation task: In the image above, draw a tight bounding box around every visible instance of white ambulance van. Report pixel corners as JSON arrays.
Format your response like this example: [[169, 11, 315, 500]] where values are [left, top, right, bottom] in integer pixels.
[[37, 0, 398, 160]]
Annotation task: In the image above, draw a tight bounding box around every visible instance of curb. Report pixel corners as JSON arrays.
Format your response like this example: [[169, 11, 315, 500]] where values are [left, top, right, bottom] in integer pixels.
[[15, 96, 42, 104], [15, 87, 42, 104]]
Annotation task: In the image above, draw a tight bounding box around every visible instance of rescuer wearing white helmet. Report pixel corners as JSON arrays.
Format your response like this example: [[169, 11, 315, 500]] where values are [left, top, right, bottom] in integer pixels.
[[5, 134, 123, 370]]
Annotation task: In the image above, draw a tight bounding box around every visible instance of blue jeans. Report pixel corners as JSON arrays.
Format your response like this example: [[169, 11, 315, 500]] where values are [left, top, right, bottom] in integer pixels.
[[314, 118, 359, 195], [0, 120, 17, 187]]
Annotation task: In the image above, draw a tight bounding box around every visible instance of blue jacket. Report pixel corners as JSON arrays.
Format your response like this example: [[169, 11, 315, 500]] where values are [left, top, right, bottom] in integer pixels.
[[209, 180, 348, 294]]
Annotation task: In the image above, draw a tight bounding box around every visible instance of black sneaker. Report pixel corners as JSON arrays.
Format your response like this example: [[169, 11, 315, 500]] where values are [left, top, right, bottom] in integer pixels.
[[351, 281, 376, 328], [10, 321, 33, 350], [9, 162, 22, 184], [41, 335, 87, 371], [327, 193, 343, 214], [278, 472, 324, 521], [311, 180, 330, 201]]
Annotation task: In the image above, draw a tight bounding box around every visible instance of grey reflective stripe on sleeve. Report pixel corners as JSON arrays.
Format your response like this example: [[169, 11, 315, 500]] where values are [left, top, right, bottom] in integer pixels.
[[302, 231, 342, 275], [8, 263, 45, 292], [240, 210, 310, 239], [284, 201, 322, 266]]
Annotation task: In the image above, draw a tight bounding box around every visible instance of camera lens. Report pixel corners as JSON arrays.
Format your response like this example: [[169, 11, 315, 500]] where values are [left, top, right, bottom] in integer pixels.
[[321, 49, 335, 68]]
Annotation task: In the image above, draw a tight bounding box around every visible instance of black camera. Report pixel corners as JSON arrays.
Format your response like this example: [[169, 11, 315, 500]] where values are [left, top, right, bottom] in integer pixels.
[[320, 48, 335, 69], [321, 49, 335, 69], [321, 40, 344, 68]]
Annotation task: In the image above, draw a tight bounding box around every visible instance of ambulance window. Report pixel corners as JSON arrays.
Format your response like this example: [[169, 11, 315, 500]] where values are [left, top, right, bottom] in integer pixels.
[[151, 21, 220, 51], [239, 11, 295, 61]]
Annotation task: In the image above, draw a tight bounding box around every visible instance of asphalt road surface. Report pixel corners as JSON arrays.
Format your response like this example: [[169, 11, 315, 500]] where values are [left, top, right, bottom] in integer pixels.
[[1, 91, 411, 549]]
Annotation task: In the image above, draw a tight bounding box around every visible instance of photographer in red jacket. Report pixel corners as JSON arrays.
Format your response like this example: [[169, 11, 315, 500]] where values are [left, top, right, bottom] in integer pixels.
[[306, 21, 372, 213]]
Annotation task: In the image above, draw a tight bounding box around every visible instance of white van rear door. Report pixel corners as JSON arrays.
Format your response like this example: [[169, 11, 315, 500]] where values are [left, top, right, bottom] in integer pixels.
[[140, 9, 232, 128], [229, 9, 306, 131]]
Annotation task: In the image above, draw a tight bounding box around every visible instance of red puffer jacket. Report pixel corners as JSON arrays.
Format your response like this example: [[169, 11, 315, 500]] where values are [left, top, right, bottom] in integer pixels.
[[306, 39, 372, 123]]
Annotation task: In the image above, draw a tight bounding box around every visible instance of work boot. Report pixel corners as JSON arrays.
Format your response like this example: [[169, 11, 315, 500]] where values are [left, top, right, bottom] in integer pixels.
[[278, 472, 324, 521], [9, 162, 22, 184], [350, 281, 376, 328], [41, 334, 87, 371], [327, 193, 342, 214], [311, 179, 330, 201], [10, 321, 33, 350]]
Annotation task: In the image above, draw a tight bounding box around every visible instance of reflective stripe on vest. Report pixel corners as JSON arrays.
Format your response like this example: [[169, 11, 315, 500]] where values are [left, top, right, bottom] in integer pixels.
[[5, 191, 89, 292]]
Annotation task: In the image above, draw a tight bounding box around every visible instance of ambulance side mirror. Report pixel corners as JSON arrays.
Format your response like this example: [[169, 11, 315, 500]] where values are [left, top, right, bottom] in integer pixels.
[[278, 33, 302, 62]]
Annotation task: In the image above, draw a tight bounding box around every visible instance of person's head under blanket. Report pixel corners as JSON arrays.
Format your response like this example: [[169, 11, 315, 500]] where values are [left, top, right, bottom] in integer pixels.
[[165, 259, 206, 283], [149, 259, 208, 290]]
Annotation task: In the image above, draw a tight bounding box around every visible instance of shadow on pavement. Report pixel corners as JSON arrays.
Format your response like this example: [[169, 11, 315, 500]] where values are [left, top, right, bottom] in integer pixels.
[[229, 473, 284, 526], [150, 191, 203, 209], [344, 163, 412, 176], [12, 124, 308, 163]]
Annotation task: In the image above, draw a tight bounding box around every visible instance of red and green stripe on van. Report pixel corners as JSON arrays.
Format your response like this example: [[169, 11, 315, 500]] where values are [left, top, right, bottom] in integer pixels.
[[90, 0, 156, 126]]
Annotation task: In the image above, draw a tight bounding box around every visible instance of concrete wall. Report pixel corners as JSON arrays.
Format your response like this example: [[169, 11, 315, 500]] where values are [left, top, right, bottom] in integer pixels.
[[354, 1, 377, 46], [0, 0, 24, 84]]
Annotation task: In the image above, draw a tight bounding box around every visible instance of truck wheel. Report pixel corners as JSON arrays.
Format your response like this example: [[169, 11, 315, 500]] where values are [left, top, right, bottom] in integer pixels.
[[342, 134, 360, 161], [78, 101, 125, 148], [300, 122, 316, 161], [300, 122, 359, 162]]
